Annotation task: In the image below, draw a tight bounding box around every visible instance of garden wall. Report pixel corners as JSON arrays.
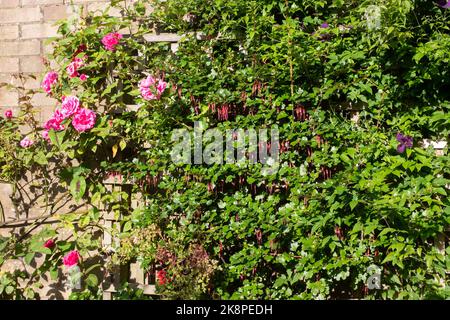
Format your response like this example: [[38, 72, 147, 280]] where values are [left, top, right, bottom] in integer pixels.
[[0, 0, 111, 123]]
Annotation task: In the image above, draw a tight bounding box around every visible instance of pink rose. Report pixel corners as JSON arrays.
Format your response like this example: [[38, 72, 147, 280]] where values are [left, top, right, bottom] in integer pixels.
[[61, 96, 80, 118], [20, 137, 34, 148], [66, 62, 79, 78], [4, 109, 13, 119], [72, 57, 85, 69], [44, 239, 55, 249], [44, 117, 64, 131], [41, 71, 58, 94], [72, 108, 96, 132], [139, 76, 168, 101], [41, 130, 50, 141], [63, 250, 80, 268], [101, 32, 123, 51], [157, 80, 167, 96], [79, 74, 88, 81]]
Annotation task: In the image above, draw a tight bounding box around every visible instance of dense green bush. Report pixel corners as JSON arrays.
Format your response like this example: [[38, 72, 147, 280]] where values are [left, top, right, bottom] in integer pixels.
[[1, 0, 449, 299]]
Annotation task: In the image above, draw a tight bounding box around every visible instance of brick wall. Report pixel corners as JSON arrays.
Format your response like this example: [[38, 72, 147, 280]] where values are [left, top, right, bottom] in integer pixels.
[[0, 0, 111, 122]]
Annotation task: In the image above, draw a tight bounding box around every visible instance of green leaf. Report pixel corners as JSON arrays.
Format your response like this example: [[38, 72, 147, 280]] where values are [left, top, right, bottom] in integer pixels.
[[86, 274, 98, 287]]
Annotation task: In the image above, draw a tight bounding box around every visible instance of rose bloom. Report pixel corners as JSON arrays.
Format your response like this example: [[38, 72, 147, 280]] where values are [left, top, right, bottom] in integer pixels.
[[41, 71, 58, 94], [101, 32, 123, 51], [63, 250, 80, 268], [61, 96, 80, 118], [44, 239, 55, 249], [20, 137, 34, 148], [66, 62, 79, 78], [44, 117, 64, 131], [72, 57, 85, 68], [139, 75, 168, 100], [79, 74, 88, 81], [4, 109, 13, 119], [41, 130, 50, 141], [72, 108, 96, 132]]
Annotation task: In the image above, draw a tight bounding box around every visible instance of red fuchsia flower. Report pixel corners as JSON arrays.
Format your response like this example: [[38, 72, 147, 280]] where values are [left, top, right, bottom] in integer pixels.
[[101, 32, 123, 51], [44, 239, 55, 249], [41, 71, 58, 94], [139, 75, 168, 100], [4, 109, 13, 119], [436, 0, 450, 8], [20, 136, 34, 148], [62, 250, 80, 268], [156, 269, 168, 285], [396, 133, 413, 154], [61, 96, 80, 119], [79, 74, 88, 81], [72, 108, 96, 133]]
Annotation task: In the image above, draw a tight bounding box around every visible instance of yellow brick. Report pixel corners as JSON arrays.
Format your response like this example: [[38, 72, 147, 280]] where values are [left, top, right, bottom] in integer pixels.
[[0, 7, 41, 23], [21, 23, 59, 39]]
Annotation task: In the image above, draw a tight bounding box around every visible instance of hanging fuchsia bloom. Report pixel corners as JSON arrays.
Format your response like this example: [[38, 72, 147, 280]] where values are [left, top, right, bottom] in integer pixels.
[[63, 250, 80, 268], [72, 108, 96, 132], [102, 32, 122, 51], [139, 75, 168, 100], [156, 269, 168, 285], [4, 109, 13, 119], [20, 137, 34, 148], [396, 133, 413, 153], [436, 1, 450, 8], [61, 96, 80, 119], [41, 71, 58, 94]]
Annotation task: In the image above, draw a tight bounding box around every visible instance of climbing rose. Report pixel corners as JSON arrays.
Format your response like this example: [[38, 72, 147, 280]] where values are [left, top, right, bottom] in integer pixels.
[[41, 130, 50, 141], [157, 80, 167, 96], [20, 137, 34, 148], [396, 133, 413, 154], [72, 108, 96, 132], [41, 71, 58, 94], [101, 32, 122, 51], [63, 250, 80, 268], [61, 96, 80, 118], [66, 62, 79, 78], [4, 109, 13, 119], [44, 239, 55, 249], [44, 117, 64, 131], [139, 75, 167, 100], [72, 57, 85, 68]]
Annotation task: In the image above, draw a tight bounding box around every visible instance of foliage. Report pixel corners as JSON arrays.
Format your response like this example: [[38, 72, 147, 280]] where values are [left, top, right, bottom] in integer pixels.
[[0, 0, 449, 299]]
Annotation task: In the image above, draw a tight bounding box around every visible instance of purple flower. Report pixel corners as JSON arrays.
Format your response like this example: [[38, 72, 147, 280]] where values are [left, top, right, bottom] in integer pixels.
[[396, 133, 413, 154], [321, 22, 329, 28], [436, 1, 450, 8]]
